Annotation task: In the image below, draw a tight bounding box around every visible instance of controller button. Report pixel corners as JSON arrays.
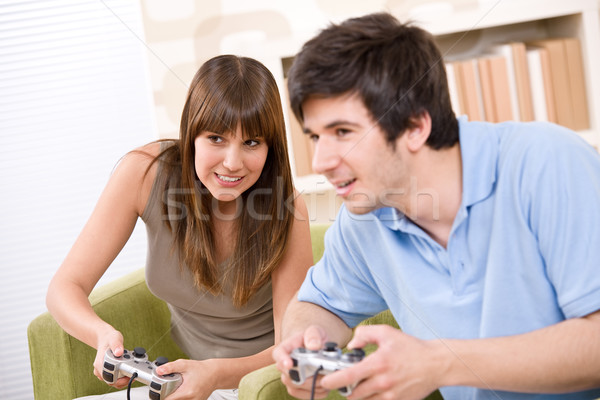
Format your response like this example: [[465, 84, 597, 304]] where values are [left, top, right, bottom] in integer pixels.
[[103, 362, 115, 371], [291, 357, 298, 367], [324, 342, 337, 351], [289, 369, 301, 383], [149, 391, 161, 400], [133, 347, 146, 358], [155, 356, 169, 366], [151, 382, 162, 391], [345, 348, 365, 362], [123, 354, 130, 359], [102, 371, 114, 382]]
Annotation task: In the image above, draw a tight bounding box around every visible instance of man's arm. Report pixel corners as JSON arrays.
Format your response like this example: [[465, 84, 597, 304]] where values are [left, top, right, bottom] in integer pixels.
[[437, 309, 600, 393], [322, 310, 600, 400], [280, 293, 353, 344]]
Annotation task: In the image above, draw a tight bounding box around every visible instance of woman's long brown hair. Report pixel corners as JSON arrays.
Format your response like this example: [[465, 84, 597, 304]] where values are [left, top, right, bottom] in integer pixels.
[[153, 55, 295, 307]]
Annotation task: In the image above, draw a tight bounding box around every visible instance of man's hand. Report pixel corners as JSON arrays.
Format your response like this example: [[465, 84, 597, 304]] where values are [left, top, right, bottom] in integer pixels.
[[273, 325, 331, 399], [320, 324, 440, 400]]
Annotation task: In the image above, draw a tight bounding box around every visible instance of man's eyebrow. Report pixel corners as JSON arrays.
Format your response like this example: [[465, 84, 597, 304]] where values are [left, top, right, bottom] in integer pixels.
[[302, 120, 361, 134]]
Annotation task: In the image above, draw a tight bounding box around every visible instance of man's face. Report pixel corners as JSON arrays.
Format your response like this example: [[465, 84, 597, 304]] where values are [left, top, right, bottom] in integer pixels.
[[302, 93, 409, 215]]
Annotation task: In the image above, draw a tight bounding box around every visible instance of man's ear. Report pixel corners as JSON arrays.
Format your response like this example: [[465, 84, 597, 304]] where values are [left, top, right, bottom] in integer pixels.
[[405, 111, 432, 152]]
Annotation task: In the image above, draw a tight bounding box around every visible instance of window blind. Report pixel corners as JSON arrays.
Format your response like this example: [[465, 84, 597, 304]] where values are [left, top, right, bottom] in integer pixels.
[[0, 1, 156, 398]]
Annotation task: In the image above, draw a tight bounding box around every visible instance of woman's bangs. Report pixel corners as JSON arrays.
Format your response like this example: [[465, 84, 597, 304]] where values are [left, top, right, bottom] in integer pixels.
[[197, 96, 239, 136], [238, 106, 278, 145]]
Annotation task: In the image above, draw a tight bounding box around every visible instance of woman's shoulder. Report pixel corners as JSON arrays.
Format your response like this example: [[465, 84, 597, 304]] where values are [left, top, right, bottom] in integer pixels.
[[117, 140, 178, 215], [116, 142, 159, 179], [120, 140, 178, 173]]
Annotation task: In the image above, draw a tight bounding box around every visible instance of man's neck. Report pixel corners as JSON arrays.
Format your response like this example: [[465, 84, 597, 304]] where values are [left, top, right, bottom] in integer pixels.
[[403, 142, 462, 248]]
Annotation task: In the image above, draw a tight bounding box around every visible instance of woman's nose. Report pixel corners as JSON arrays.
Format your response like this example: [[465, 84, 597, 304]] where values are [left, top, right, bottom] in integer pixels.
[[222, 145, 243, 171]]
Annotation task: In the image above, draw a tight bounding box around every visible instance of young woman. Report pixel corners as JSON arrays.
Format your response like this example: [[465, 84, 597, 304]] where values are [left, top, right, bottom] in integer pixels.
[[46, 55, 314, 400]]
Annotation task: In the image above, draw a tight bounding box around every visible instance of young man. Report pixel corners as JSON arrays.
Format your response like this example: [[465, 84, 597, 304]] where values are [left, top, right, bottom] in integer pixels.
[[273, 12, 600, 400]]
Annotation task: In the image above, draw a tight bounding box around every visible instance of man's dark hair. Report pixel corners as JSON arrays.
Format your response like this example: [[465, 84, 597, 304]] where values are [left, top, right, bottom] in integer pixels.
[[287, 12, 459, 149]]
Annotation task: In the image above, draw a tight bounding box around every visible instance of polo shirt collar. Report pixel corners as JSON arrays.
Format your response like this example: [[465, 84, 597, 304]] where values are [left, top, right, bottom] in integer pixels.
[[377, 116, 498, 233], [457, 116, 498, 209]]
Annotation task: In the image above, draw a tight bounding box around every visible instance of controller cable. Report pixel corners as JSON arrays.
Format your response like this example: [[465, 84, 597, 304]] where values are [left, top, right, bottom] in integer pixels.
[[127, 372, 138, 400], [310, 366, 324, 400]]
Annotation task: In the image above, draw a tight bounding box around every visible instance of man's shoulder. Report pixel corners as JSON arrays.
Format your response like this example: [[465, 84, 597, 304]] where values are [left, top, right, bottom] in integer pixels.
[[497, 121, 583, 149], [469, 120, 595, 169]]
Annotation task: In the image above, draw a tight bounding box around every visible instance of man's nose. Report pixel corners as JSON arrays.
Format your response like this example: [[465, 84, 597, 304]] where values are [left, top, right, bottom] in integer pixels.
[[312, 137, 341, 174]]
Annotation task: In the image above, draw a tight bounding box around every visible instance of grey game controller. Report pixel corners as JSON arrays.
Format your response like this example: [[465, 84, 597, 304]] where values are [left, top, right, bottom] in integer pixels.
[[289, 342, 365, 396], [102, 347, 182, 400]]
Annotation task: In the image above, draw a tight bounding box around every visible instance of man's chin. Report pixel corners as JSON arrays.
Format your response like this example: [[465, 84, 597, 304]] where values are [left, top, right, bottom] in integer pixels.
[[343, 200, 377, 215]]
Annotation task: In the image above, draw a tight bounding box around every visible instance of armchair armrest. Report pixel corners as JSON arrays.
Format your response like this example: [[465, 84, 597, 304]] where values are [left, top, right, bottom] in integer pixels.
[[27, 268, 186, 400]]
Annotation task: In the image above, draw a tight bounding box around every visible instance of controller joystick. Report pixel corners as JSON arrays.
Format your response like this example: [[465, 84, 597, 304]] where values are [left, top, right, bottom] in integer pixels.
[[155, 356, 169, 366], [133, 347, 147, 358], [102, 347, 182, 400], [289, 342, 365, 396]]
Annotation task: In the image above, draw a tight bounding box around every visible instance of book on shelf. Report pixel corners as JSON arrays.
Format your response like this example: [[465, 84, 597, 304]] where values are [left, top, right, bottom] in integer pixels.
[[563, 37, 590, 131], [477, 57, 495, 122], [452, 59, 485, 121], [490, 42, 534, 122], [445, 62, 462, 117], [443, 37, 588, 131], [526, 47, 556, 123], [527, 38, 574, 129], [477, 55, 513, 123]]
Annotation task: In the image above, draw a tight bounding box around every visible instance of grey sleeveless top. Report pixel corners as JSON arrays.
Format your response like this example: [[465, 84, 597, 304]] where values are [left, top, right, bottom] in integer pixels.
[[141, 144, 274, 360]]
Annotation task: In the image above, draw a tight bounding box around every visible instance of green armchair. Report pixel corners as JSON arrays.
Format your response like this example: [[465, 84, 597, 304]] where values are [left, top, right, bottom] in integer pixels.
[[27, 224, 329, 399], [27, 266, 188, 400], [28, 223, 441, 400]]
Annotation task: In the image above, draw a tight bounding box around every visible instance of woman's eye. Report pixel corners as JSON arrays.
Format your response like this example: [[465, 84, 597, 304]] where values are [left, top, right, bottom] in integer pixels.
[[244, 139, 261, 147], [208, 135, 223, 143]]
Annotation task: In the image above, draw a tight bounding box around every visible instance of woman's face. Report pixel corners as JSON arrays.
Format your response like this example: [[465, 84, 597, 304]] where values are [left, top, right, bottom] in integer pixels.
[[194, 124, 268, 205]]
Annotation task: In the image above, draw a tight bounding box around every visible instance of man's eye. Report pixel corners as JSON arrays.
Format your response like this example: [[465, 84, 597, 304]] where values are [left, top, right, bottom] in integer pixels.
[[336, 129, 351, 136], [308, 134, 319, 142]]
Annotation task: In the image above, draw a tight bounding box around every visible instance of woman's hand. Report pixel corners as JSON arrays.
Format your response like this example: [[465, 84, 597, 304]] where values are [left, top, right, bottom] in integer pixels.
[[92, 328, 130, 389], [156, 359, 223, 400]]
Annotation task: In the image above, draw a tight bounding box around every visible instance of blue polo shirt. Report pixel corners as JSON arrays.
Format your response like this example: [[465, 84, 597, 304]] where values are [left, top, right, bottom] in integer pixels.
[[298, 117, 600, 399]]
